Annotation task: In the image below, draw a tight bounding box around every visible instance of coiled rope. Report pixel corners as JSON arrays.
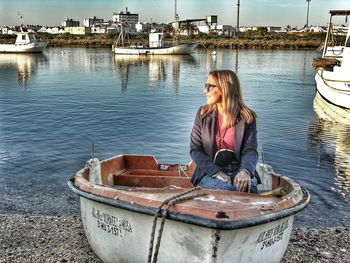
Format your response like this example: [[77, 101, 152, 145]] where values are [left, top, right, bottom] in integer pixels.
[[147, 186, 206, 263]]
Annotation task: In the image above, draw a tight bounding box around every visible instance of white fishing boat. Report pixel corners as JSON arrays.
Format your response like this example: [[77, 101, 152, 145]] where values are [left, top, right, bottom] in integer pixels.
[[313, 92, 350, 125], [0, 31, 47, 53], [314, 10, 350, 109], [68, 154, 309, 263], [113, 32, 197, 55]]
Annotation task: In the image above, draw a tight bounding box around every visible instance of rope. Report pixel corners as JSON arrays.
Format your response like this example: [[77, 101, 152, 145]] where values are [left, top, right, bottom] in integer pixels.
[[147, 187, 206, 263], [178, 163, 190, 177]]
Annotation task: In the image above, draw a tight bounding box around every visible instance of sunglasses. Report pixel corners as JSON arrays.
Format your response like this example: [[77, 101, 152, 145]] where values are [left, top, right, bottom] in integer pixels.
[[204, 83, 217, 92]]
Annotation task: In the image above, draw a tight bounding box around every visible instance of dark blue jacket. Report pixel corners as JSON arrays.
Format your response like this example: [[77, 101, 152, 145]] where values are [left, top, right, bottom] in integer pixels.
[[190, 107, 258, 185]]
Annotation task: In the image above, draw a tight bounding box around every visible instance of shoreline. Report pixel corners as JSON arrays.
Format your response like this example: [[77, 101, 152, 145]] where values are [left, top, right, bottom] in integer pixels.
[[1, 214, 349, 262], [0, 33, 324, 50]]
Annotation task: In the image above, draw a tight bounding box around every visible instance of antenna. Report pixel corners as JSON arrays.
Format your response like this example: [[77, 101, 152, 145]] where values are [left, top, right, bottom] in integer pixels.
[[91, 141, 95, 159], [17, 11, 24, 27]]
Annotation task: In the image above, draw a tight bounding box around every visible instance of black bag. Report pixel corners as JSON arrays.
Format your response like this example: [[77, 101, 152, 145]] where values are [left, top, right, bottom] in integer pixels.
[[213, 149, 240, 177], [213, 149, 261, 184]]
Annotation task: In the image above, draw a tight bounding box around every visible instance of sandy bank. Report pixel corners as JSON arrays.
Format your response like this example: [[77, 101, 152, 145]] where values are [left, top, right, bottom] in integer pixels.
[[1, 214, 348, 262]]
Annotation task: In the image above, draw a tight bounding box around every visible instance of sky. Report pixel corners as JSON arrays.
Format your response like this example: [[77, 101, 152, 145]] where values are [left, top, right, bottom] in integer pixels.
[[0, 0, 349, 28]]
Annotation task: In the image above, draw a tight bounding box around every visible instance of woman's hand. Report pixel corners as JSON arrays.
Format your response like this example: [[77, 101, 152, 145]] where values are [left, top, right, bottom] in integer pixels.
[[234, 170, 252, 192], [212, 171, 231, 184]]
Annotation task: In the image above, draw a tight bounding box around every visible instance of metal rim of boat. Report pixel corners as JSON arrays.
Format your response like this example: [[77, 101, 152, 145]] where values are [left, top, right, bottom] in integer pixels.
[[67, 177, 310, 230]]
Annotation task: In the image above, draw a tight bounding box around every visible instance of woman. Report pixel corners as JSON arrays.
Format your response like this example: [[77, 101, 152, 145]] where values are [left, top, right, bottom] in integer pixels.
[[190, 70, 259, 193]]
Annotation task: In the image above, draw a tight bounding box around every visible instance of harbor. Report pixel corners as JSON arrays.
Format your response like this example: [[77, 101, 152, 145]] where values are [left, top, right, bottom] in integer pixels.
[[1, 48, 349, 262]]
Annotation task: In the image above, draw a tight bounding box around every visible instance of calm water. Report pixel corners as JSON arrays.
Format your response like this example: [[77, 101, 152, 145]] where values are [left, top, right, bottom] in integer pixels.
[[0, 48, 349, 227]]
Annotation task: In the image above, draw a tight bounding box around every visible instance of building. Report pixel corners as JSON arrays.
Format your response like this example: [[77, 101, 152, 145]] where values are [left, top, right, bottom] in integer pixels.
[[43, 27, 65, 34], [309, 25, 327, 33], [62, 18, 80, 27], [112, 7, 139, 31], [267, 26, 283, 32], [64, 26, 90, 35], [0, 26, 14, 35], [83, 16, 104, 27]]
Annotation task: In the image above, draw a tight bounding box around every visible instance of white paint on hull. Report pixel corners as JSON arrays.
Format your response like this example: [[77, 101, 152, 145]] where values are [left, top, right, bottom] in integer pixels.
[[315, 71, 350, 109], [313, 91, 350, 125], [0, 42, 47, 53], [81, 197, 293, 263]]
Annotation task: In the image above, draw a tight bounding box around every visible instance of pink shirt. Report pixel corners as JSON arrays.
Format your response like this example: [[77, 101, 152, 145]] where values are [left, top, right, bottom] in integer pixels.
[[215, 114, 235, 152]]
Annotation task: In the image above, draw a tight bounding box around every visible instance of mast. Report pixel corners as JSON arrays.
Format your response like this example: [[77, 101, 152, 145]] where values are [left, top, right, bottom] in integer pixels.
[[322, 12, 332, 58]]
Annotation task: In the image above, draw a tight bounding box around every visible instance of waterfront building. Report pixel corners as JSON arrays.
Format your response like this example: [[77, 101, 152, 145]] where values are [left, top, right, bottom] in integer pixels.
[[135, 21, 143, 32], [83, 16, 104, 27], [0, 26, 14, 35], [266, 26, 283, 32], [309, 25, 327, 33], [45, 27, 65, 34], [112, 7, 139, 32], [64, 26, 90, 35], [62, 18, 80, 27], [90, 25, 106, 34]]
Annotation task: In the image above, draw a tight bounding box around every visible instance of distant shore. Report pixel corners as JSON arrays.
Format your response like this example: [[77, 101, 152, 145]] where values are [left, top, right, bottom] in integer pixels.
[[1, 214, 349, 262], [0, 32, 326, 50], [44, 37, 323, 50]]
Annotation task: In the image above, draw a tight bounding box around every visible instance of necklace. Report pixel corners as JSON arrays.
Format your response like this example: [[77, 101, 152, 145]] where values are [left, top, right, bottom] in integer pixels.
[[218, 127, 229, 149]]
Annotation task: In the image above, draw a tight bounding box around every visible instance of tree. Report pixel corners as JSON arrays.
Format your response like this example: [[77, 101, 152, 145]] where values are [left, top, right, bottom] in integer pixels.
[[179, 21, 198, 36]]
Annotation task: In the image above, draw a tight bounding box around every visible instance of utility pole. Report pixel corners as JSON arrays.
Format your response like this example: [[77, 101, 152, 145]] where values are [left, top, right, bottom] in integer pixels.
[[174, 0, 179, 33], [306, 0, 311, 31], [236, 0, 240, 32]]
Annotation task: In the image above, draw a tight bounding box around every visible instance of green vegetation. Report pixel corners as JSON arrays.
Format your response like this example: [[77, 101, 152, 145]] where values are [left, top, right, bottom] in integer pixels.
[[0, 31, 330, 50]]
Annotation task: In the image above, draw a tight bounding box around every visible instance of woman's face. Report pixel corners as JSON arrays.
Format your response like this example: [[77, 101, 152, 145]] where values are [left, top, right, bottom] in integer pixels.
[[204, 75, 222, 105]]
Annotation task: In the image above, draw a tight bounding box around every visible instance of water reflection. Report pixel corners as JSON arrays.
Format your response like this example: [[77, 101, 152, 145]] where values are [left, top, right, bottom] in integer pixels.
[[310, 92, 350, 200], [0, 53, 48, 87], [112, 55, 197, 92]]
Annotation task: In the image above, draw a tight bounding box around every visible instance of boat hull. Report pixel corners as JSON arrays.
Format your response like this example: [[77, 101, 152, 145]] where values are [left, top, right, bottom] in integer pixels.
[[68, 155, 309, 263], [315, 70, 350, 109], [313, 92, 350, 124], [0, 42, 47, 53], [80, 197, 294, 263], [113, 43, 197, 55]]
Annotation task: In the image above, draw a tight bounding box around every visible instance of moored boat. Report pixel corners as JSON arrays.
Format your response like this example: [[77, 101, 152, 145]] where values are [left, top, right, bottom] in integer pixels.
[[314, 10, 350, 109], [112, 32, 197, 55], [0, 31, 47, 53], [68, 154, 309, 263]]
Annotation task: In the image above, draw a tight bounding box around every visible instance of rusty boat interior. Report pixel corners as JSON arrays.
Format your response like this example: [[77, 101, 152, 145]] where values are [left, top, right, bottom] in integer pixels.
[[69, 155, 310, 229]]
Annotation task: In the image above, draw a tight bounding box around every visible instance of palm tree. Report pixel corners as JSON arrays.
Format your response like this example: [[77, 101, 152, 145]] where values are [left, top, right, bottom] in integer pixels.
[[179, 21, 198, 36]]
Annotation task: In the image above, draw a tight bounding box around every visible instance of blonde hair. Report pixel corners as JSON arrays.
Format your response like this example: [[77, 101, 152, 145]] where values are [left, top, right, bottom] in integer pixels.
[[201, 70, 256, 128]]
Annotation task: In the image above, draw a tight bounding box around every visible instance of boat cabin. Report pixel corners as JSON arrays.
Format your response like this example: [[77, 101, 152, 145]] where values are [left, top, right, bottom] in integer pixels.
[[149, 33, 164, 47], [15, 32, 38, 45]]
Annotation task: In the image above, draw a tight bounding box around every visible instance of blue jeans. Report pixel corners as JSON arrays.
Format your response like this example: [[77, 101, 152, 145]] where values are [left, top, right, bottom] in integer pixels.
[[198, 175, 258, 193]]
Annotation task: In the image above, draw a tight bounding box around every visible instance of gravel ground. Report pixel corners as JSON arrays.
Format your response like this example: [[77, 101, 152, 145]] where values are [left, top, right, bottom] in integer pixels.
[[0, 214, 349, 263]]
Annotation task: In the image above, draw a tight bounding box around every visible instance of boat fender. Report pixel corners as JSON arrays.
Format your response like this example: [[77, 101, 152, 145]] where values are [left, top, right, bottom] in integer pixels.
[[86, 158, 102, 185]]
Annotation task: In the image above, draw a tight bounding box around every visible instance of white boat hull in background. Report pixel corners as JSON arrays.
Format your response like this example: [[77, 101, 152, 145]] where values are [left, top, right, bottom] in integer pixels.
[[0, 42, 47, 53], [113, 43, 197, 55], [315, 71, 350, 109], [315, 11, 350, 109]]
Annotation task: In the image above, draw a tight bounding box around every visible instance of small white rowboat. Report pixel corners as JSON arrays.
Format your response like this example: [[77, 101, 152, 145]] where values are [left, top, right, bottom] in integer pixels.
[[68, 154, 309, 263]]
